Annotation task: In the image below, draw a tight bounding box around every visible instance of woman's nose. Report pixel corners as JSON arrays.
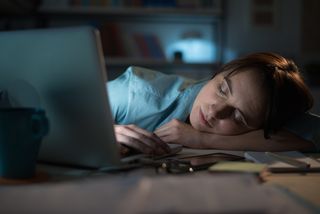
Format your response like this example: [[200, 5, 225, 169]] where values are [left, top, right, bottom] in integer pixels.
[[208, 103, 233, 120]]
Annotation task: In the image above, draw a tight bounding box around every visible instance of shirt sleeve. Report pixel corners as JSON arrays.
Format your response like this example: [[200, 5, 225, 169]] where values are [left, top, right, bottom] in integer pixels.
[[106, 68, 131, 123], [284, 112, 320, 152]]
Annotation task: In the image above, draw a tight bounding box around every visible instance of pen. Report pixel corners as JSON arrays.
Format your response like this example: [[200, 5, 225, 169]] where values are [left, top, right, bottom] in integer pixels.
[[265, 152, 310, 169]]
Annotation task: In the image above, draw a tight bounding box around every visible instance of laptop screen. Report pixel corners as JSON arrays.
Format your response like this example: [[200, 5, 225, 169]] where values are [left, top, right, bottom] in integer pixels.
[[0, 26, 120, 168]]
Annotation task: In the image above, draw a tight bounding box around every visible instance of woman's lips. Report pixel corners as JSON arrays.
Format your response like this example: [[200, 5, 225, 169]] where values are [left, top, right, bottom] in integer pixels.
[[199, 108, 212, 128]]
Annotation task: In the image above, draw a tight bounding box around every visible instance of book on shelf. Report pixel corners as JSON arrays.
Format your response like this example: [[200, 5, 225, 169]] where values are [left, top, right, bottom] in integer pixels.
[[99, 22, 126, 57], [133, 33, 165, 59], [121, 33, 139, 58], [69, 0, 109, 6], [132, 33, 150, 58], [98, 22, 165, 60], [144, 34, 166, 59], [127, 0, 220, 9], [65, 0, 220, 9]]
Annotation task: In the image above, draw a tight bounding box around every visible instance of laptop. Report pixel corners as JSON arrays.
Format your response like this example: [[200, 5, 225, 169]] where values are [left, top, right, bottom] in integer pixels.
[[0, 26, 127, 169], [0, 26, 182, 170]]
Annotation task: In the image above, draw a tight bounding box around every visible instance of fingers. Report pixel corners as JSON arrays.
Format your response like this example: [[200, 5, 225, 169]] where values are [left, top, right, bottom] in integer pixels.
[[154, 126, 171, 142], [155, 130, 176, 143], [118, 144, 131, 156], [154, 124, 169, 136], [114, 125, 170, 155], [155, 119, 191, 145], [155, 119, 181, 133], [128, 125, 170, 152], [116, 132, 154, 154], [155, 120, 179, 142]]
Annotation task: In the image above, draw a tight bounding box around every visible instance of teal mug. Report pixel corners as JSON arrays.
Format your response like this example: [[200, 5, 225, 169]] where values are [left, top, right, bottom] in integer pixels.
[[0, 108, 49, 179]]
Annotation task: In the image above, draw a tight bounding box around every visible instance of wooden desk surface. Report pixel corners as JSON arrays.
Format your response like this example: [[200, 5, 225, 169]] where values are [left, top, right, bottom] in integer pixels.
[[263, 153, 320, 207], [1, 166, 319, 214], [264, 173, 320, 207], [1, 152, 320, 213]]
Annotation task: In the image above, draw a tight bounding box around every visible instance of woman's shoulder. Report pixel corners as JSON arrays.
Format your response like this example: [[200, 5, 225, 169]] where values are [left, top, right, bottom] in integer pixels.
[[109, 66, 207, 97]]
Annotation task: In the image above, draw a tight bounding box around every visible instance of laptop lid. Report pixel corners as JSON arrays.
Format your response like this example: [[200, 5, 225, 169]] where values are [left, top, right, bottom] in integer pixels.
[[0, 26, 121, 168]]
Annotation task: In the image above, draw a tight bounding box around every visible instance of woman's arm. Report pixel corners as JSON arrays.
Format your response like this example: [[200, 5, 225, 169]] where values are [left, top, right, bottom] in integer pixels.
[[155, 119, 316, 152], [197, 129, 315, 152]]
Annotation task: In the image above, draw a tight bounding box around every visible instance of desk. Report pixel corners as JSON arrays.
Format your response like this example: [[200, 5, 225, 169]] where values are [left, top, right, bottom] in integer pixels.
[[264, 173, 320, 207], [260, 153, 320, 208], [0, 150, 320, 214]]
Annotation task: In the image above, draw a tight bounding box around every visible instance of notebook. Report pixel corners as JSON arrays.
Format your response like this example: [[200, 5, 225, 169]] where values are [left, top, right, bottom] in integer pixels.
[[244, 151, 320, 172], [0, 26, 181, 169]]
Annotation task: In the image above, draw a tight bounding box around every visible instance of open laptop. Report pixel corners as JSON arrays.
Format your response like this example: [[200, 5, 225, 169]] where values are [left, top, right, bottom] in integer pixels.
[[0, 26, 182, 170], [0, 26, 121, 168]]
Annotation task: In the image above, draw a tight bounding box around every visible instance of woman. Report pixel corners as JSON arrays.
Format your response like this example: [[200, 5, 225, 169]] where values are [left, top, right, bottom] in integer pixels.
[[108, 52, 320, 155]]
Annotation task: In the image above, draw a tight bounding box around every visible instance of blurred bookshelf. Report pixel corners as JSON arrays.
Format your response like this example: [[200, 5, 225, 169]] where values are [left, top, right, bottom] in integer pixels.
[[39, 6, 221, 21], [39, 0, 222, 17], [105, 57, 220, 79], [1, 0, 224, 80]]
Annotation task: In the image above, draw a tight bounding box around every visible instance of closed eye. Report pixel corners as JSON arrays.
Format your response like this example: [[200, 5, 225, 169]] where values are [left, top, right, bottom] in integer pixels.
[[233, 109, 249, 127], [217, 79, 229, 98]]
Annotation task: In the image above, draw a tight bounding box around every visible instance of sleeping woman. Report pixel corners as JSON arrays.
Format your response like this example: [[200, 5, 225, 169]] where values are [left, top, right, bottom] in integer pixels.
[[107, 52, 320, 155]]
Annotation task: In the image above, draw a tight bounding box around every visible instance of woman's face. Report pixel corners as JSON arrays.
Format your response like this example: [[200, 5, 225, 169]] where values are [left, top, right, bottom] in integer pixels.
[[190, 69, 267, 135]]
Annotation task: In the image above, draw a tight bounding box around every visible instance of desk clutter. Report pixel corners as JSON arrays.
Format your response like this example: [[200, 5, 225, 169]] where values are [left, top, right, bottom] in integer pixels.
[[1, 148, 320, 213], [120, 149, 320, 175], [244, 151, 320, 173], [2, 148, 319, 182]]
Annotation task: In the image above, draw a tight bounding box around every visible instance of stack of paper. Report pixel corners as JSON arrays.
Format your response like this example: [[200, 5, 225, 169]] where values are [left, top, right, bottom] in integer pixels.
[[209, 161, 267, 174], [244, 151, 320, 172]]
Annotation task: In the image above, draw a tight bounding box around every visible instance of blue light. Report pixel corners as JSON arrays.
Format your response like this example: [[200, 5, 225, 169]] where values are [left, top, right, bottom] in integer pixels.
[[224, 49, 238, 62], [167, 39, 216, 63]]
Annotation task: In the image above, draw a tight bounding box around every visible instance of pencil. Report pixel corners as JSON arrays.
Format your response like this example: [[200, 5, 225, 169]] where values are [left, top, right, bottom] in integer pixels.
[[265, 152, 310, 168]]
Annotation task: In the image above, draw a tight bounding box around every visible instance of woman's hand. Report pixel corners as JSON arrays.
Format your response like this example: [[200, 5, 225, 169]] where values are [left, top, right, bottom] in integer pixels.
[[155, 119, 316, 152], [155, 119, 204, 148], [114, 124, 170, 156]]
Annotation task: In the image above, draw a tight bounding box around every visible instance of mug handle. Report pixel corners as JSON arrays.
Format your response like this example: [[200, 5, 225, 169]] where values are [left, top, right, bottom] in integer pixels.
[[31, 113, 49, 140]]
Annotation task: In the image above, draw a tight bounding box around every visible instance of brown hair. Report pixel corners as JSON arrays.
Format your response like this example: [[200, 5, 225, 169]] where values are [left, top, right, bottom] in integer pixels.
[[216, 52, 314, 138]]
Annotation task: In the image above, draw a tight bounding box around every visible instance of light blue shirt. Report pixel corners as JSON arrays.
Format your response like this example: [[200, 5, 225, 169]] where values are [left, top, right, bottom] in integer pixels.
[[107, 66, 207, 132], [107, 66, 320, 151]]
